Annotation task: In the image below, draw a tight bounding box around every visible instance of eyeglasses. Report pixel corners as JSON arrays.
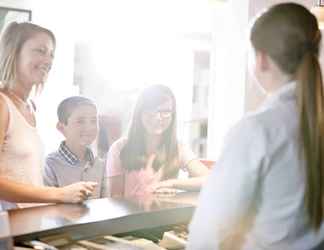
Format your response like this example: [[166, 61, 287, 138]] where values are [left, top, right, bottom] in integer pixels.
[[143, 109, 173, 119]]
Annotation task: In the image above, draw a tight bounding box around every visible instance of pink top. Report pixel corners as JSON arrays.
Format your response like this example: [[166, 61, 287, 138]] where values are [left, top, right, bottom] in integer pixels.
[[0, 93, 43, 209], [106, 137, 196, 197]]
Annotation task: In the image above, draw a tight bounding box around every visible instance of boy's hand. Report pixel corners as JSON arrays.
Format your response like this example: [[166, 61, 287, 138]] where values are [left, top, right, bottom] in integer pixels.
[[58, 182, 97, 203]]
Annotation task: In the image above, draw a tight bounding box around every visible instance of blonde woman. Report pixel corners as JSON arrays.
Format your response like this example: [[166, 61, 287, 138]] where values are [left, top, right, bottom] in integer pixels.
[[0, 22, 95, 210]]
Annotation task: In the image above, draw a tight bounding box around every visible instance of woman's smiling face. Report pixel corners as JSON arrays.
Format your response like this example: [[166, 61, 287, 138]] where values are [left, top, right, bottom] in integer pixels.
[[16, 32, 55, 89]]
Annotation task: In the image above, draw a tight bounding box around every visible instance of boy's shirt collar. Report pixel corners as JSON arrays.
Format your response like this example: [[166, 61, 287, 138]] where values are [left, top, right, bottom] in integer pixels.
[[58, 141, 95, 166]]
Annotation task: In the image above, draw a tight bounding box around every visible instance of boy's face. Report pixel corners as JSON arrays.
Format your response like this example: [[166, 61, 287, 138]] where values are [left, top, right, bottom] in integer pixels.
[[58, 105, 98, 147]]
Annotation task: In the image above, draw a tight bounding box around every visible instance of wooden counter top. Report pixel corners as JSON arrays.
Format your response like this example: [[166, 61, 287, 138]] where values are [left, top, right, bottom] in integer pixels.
[[9, 192, 198, 243]]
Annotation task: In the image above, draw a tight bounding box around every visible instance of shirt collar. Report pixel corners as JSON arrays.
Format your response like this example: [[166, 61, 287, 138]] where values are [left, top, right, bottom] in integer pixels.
[[262, 81, 296, 109], [58, 141, 95, 166]]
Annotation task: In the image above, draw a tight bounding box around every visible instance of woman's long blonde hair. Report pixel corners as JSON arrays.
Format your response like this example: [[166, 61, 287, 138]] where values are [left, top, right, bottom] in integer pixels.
[[251, 3, 324, 229]]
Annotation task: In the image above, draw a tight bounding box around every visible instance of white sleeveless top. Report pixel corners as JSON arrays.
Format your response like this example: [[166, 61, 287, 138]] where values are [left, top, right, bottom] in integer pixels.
[[0, 93, 43, 209]]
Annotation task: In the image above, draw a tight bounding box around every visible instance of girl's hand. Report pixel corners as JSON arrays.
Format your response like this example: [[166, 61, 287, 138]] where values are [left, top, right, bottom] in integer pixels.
[[154, 187, 178, 197], [151, 179, 178, 196], [153, 179, 176, 190], [57, 181, 97, 203], [146, 154, 177, 195]]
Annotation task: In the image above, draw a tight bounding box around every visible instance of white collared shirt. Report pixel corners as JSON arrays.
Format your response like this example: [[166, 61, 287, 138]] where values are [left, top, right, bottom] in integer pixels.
[[187, 82, 324, 250]]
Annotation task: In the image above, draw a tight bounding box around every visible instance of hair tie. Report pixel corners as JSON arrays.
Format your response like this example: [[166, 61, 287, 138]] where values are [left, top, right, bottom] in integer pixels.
[[303, 42, 317, 55]]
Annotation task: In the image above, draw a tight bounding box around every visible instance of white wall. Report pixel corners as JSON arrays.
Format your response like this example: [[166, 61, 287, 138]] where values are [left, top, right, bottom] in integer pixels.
[[71, 1, 212, 143], [207, 0, 249, 159], [30, 1, 78, 153]]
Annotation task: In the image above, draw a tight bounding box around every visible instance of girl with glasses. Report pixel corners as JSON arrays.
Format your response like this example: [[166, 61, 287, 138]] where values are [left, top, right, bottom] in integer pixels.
[[106, 84, 209, 197]]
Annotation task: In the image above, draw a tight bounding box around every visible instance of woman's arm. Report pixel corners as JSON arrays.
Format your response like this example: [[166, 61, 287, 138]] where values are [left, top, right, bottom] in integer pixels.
[[186, 158, 210, 177], [0, 178, 96, 203]]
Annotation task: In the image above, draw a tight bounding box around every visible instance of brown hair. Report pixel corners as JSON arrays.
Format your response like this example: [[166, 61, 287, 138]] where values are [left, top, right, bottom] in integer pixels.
[[97, 116, 110, 158], [0, 22, 56, 90], [120, 84, 179, 179], [57, 96, 96, 125], [251, 3, 324, 229]]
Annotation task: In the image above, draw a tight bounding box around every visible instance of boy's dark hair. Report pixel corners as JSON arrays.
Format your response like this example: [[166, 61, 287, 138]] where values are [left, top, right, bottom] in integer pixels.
[[57, 96, 96, 124]]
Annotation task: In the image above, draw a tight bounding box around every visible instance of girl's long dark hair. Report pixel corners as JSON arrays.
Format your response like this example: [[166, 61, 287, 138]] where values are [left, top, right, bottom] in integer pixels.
[[251, 3, 324, 229], [120, 84, 179, 179]]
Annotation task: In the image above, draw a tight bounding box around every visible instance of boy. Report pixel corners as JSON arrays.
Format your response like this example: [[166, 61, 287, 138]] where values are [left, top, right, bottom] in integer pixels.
[[44, 96, 107, 198]]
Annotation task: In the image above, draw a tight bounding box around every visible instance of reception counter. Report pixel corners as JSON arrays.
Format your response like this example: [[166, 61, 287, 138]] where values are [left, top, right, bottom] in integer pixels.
[[8, 192, 198, 246]]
